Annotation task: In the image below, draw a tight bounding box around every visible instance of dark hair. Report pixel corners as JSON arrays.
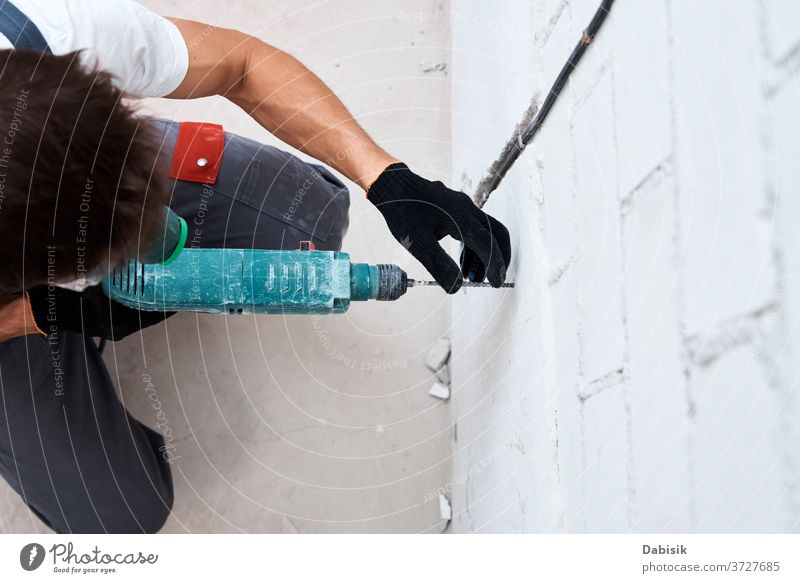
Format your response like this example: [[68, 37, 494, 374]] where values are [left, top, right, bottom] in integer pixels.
[[0, 49, 168, 296]]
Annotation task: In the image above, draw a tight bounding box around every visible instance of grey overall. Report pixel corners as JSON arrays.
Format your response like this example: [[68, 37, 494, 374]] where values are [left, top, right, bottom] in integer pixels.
[[0, 117, 350, 532]]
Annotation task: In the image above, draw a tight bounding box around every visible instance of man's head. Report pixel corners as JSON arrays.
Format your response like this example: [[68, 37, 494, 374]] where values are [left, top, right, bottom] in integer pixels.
[[0, 49, 168, 296]]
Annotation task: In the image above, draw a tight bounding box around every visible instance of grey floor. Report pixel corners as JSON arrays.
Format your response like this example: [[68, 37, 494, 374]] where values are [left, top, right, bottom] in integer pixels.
[[0, 0, 453, 533]]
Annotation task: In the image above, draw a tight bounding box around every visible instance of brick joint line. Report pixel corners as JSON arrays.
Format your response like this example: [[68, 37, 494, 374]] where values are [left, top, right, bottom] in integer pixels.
[[620, 155, 674, 216], [685, 302, 779, 368], [577, 367, 625, 401]]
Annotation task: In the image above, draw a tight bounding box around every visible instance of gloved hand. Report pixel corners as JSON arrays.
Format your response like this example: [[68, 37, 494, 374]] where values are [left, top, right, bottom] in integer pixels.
[[367, 163, 511, 293], [28, 285, 174, 341]]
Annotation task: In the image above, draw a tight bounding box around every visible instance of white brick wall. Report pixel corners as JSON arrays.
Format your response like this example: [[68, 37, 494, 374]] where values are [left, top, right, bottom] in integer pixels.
[[449, 0, 800, 532]]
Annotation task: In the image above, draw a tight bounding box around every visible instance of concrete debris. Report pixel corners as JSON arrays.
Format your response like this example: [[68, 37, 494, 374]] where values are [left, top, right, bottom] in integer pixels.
[[426, 337, 451, 372], [438, 494, 452, 521], [420, 61, 447, 74], [435, 363, 451, 385], [428, 381, 451, 401]]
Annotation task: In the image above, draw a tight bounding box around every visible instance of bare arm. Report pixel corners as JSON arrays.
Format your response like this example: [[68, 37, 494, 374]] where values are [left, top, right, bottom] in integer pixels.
[[166, 18, 397, 190], [0, 294, 44, 342]]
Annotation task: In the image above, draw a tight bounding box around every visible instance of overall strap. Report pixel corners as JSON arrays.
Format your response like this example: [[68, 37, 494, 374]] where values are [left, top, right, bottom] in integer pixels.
[[0, 0, 51, 53]]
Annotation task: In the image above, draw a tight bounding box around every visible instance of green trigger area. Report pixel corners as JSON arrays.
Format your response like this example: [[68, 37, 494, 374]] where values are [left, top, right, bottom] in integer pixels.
[[161, 216, 188, 266]]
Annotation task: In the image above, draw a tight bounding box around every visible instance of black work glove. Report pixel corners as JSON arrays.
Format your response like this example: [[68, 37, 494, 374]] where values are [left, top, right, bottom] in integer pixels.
[[367, 163, 511, 293], [28, 284, 174, 341]]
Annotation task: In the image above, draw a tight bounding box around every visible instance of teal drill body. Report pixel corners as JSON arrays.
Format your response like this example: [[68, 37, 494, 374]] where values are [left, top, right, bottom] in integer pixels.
[[102, 247, 406, 315]]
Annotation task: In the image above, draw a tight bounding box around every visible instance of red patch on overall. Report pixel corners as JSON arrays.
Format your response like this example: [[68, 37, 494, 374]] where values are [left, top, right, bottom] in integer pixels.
[[168, 122, 224, 184]]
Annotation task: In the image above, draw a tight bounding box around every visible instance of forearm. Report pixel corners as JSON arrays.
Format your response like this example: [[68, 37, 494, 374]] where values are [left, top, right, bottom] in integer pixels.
[[167, 20, 397, 190], [228, 43, 397, 190]]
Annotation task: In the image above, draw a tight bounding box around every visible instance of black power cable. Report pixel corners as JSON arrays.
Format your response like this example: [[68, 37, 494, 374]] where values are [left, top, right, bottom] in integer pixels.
[[474, 0, 615, 208]]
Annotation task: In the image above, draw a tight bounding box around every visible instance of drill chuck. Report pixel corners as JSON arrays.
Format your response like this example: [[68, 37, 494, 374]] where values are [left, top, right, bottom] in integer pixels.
[[376, 264, 408, 301], [349, 263, 408, 301]]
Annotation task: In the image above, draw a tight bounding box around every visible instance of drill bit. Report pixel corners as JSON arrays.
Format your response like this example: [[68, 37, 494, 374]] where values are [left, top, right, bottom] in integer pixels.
[[408, 279, 514, 288]]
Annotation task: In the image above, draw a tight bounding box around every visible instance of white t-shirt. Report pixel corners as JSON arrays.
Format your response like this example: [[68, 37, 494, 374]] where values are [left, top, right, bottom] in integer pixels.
[[0, 0, 189, 98]]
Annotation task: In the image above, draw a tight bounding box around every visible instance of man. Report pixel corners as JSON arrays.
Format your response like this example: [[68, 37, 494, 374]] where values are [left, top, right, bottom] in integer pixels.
[[0, 0, 511, 532]]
